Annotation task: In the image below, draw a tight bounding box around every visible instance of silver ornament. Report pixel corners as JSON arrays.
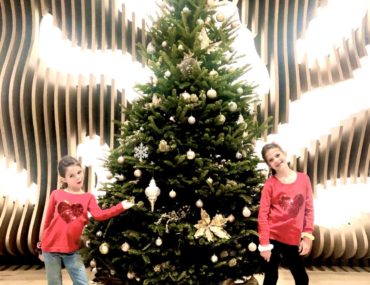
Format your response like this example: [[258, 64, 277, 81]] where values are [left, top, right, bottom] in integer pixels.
[[145, 178, 161, 212]]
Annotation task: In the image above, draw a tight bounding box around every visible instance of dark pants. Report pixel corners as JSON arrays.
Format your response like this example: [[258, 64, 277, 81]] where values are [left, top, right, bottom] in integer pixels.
[[262, 240, 309, 285]]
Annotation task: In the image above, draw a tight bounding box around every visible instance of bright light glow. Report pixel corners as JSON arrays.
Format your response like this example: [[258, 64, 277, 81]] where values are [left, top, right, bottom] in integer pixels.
[[215, 1, 270, 98], [77, 135, 115, 196], [258, 45, 370, 157], [0, 156, 38, 204], [314, 180, 370, 228], [38, 14, 153, 102], [297, 0, 368, 66]]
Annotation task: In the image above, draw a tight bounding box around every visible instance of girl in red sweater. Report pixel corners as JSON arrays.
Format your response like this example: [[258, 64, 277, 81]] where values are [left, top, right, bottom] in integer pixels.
[[258, 143, 314, 285], [39, 156, 134, 285]]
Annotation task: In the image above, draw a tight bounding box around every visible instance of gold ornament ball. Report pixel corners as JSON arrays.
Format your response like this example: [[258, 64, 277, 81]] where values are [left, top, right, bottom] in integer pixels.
[[99, 242, 109, 254], [134, 169, 142, 178], [248, 242, 257, 252], [127, 271, 135, 279], [216, 12, 225, 22]]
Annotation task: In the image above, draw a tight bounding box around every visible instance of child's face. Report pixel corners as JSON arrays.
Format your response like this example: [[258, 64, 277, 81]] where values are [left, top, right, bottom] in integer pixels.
[[264, 147, 286, 172], [62, 165, 84, 190]]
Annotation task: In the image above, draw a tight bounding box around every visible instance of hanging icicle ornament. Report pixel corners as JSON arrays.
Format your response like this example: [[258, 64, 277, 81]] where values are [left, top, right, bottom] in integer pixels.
[[145, 178, 161, 212]]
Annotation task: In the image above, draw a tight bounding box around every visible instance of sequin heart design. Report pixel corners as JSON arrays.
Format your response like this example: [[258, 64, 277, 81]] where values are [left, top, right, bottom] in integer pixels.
[[58, 201, 84, 223], [278, 194, 304, 218]]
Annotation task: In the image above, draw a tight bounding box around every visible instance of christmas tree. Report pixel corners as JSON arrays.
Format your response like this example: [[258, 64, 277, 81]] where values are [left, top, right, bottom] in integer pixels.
[[82, 0, 266, 284]]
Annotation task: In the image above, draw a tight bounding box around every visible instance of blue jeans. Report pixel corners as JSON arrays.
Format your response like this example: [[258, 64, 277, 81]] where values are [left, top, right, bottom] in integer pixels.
[[43, 252, 89, 285]]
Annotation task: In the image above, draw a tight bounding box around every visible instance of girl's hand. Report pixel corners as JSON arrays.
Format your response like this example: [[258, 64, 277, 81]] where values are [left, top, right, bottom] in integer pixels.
[[38, 253, 44, 262], [299, 237, 312, 256], [122, 200, 135, 210], [260, 250, 271, 262]]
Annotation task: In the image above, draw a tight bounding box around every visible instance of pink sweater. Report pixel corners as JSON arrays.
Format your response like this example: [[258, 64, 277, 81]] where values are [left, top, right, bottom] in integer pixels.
[[258, 172, 314, 246], [41, 189, 125, 253]]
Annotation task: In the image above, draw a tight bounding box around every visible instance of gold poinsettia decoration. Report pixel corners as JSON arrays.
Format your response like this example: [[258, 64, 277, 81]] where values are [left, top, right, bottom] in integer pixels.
[[194, 208, 231, 242]]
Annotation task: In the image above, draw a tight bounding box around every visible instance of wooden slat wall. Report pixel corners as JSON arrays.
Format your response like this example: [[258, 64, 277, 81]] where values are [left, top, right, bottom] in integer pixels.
[[0, 0, 369, 266]]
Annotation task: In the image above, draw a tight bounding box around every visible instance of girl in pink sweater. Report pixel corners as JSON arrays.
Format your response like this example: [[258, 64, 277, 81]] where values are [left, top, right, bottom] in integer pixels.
[[258, 143, 314, 285], [39, 156, 134, 285]]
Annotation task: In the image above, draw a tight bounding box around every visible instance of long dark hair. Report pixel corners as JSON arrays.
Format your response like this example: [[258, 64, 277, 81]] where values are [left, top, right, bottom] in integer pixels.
[[58, 156, 82, 189], [261, 142, 284, 176]]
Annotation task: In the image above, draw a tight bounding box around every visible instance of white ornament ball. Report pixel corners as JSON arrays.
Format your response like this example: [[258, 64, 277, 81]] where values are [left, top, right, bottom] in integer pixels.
[[188, 115, 196, 124], [206, 177, 213, 185], [96, 231, 103, 237], [134, 169, 142, 178], [242, 206, 251, 217], [211, 254, 218, 263], [117, 174, 125, 181], [236, 152, 243, 159], [196, 19, 204, 26], [248, 242, 257, 252], [169, 189, 177, 198], [178, 44, 184, 51], [147, 42, 155, 54], [117, 156, 125, 164], [85, 240, 91, 247], [207, 88, 217, 99], [99, 242, 109, 254], [181, 6, 190, 15], [161, 41, 168, 48], [155, 237, 163, 246], [227, 214, 235, 223], [90, 259, 96, 268], [196, 199, 203, 208], [228, 102, 237, 112], [121, 242, 130, 252], [187, 149, 195, 160], [106, 172, 114, 180], [110, 270, 116, 276], [209, 70, 218, 77], [164, 70, 171, 78], [181, 91, 190, 100], [237, 87, 243, 94]]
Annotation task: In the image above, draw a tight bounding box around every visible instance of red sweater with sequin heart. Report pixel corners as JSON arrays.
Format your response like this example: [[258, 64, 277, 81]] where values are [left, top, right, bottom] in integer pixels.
[[41, 189, 125, 253], [258, 172, 314, 246]]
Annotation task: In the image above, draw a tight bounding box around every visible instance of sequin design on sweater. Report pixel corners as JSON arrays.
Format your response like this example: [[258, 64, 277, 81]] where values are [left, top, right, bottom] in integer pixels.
[[278, 194, 304, 218]]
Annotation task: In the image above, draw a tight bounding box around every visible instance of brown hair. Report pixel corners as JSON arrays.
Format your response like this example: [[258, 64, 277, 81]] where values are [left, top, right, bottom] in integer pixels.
[[58, 156, 82, 188], [261, 142, 284, 176]]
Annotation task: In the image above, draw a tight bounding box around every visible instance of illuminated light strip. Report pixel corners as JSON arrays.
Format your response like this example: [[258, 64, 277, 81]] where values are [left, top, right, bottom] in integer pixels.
[[38, 14, 153, 103], [0, 156, 37, 204], [314, 179, 370, 228], [296, 0, 368, 66], [255, 46, 370, 158]]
